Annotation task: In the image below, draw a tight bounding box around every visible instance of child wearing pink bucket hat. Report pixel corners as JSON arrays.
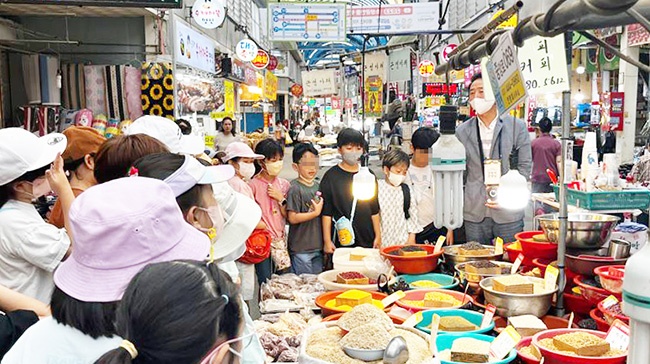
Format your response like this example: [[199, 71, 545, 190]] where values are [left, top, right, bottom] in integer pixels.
[[3, 177, 211, 363]]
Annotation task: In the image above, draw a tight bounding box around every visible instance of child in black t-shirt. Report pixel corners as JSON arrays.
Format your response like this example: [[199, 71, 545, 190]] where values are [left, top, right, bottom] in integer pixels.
[[286, 143, 323, 275], [320, 128, 381, 252]]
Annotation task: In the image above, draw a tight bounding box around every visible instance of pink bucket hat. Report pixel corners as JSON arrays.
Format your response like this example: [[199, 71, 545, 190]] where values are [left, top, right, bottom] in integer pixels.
[[223, 141, 263, 162], [53, 176, 210, 302]]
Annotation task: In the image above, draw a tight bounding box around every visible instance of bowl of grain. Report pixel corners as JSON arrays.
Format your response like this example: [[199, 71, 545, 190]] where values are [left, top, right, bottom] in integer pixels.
[[480, 276, 557, 318], [532, 328, 627, 363]]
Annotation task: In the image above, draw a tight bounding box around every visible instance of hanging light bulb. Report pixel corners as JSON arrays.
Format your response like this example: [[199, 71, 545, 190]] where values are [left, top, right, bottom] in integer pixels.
[[497, 169, 530, 210], [576, 64, 586, 75], [352, 165, 376, 201]]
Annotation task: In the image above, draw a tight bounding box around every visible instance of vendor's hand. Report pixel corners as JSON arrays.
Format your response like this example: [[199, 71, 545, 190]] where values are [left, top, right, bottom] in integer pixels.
[[45, 153, 71, 196], [406, 234, 416, 245], [485, 201, 501, 210], [373, 236, 382, 249], [267, 185, 284, 202], [446, 230, 455, 245], [324, 241, 336, 254], [311, 198, 324, 215]]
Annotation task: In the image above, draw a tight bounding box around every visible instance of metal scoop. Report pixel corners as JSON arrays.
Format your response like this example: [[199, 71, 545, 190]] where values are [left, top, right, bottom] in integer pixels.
[[383, 336, 409, 364]]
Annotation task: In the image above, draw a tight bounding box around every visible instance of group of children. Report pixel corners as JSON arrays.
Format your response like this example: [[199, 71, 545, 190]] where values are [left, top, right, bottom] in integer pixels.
[[241, 126, 447, 279]]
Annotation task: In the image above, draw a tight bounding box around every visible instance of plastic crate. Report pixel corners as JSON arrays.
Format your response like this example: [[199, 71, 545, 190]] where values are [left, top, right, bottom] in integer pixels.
[[553, 185, 650, 210]]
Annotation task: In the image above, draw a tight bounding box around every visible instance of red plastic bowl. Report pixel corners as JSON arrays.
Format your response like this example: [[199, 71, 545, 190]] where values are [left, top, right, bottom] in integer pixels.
[[597, 300, 629, 325], [589, 308, 612, 332], [321, 312, 405, 325], [494, 315, 578, 334], [573, 275, 621, 305], [516, 336, 541, 364], [532, 328, 627, 364], [504, 242, 536, 266], [315, 290, 390, 317], [516, 231, 558, 261], [395, 289, 474, 312], [594, 265, 625, 295], [380, 245, 443, 274], [563, 292, 595, 315]]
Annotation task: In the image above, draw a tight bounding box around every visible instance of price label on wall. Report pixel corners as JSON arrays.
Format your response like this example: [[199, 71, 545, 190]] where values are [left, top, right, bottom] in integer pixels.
[[518, 34, 570, 95]]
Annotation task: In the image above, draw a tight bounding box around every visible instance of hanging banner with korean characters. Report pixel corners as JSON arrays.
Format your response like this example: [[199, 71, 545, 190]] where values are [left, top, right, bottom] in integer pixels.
[[364, 75, 383, 117], [301, 69, 337, 97], [268, 2, 346, 42], [518, 34, 569, 95], [486, 33, 528, 116], [264, 70, 278, 101], [175, 19, 216, 73], [347, 3, 438, 35], [388, 48, 411, 82], [364, 51, 387, 79]]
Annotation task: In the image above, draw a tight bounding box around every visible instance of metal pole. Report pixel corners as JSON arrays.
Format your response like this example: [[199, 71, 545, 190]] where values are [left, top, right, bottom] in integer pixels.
[[435, 0, 646, 74], [447, 0, 524, 58], [555, 32, 574, 317], [361, 36, 368, 144]]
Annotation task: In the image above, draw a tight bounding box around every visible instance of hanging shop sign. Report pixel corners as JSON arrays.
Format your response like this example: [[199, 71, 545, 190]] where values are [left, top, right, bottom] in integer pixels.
[[418, 60, 435, 77], [192, 0, 226, 29], [600, 35, 620, 71], [388, 48, 411, 82], [464, 64, 482, 87], [268, 3, 346, 42], [442, 44, 457, 62], [364, 75, 383, 117], [212, 80, 235, 119], [331, 97, 341, 109], [240, 73, 265, 102], [486, 33, 528, 116], [244, 67, 258, 86], [7, 0, 181, 7], [267, 55, 279, 71], [347, 3, 438, 35], [264, 71, 278, 101], [427, 68, 465, 83], [251, 50, 270, 69], [345, 98, 353, 109], [301, 69, 338, 97], [492, 10, 518, 29], [175, 19, 216, 74], [517, 33, 570, 95], [229, 59, 246, 82], [601, 92, 625, 132], [290, 84, 303, 97], [364, 51, 387, 79], [236, 39, 258, 62], [627, 23, 650, 46]]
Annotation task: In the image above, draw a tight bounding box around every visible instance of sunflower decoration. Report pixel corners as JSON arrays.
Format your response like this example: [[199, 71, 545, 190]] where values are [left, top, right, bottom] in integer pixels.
[[163, 74, 174, 91], [141, 75, 150, 91], [150, 105, 163, 116], [141, 94, 150, 111], [150, 84, 163, 101], [162, 94, 174, 111], [149, 63, 164, 80]]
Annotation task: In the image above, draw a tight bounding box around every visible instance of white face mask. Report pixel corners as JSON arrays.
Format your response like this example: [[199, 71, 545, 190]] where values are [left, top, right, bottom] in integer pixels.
[[470, 97, 496, 115], [388, 173, 406, 186], [238, 162, 255, 180]]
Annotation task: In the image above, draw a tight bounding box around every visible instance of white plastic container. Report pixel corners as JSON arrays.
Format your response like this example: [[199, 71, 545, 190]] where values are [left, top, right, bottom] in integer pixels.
[[332, 247, 382, 272]]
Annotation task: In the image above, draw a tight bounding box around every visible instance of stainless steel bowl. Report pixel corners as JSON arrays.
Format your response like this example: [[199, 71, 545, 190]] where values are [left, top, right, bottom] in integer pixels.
[[442, 245, 503, 268], [455, 261, 518, 284], [537, 213, 620, 249], [479, 276, 557, 318], [565, 245, 629, 276]]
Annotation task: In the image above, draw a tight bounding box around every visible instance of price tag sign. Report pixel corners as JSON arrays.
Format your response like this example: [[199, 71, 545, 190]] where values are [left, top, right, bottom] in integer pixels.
[[544, 264, 559, 291], [494, 237, 504, 255], [481, 304, 497, 329], [429, 314, 440, 355], [485, 33, 528, 116], [434, 236, 446, 254], [517, 34, 570, 95], [601, 295, 620, 309], [606, 319, 630, 351], [403, 311, 423, 328], [567, 312, 575, 329], [381, 290, 406, 308], [489, 325, 521, 360], [511, 253, 524, 274]]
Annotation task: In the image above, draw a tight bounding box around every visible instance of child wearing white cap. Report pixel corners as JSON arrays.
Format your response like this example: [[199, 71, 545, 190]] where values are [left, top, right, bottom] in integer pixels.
[[0, 128, 71, 303]]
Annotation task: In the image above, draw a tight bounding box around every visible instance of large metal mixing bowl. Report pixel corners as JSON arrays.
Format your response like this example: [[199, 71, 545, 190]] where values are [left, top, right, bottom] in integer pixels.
[[565, 245, 629, 276], [480, 276, 557, 318], [442, 245, 503, 268], [537, 213, 620, 249]]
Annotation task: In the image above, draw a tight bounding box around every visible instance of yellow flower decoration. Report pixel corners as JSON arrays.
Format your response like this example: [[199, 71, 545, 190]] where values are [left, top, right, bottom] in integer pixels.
[[150, 84, 163, 101], [163, 74, 174, 91], [149, 63, 163, 80], [141, 94, 150, 111], [163, 95, 174, 111], [141, 75, 150, 91], [150, 105, 163, 116]]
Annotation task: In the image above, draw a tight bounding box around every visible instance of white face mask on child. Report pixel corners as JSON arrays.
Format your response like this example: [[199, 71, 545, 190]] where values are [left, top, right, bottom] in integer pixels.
[[388, 173, 406, 186], [238, 162, 255, 180]]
